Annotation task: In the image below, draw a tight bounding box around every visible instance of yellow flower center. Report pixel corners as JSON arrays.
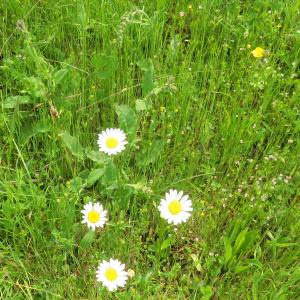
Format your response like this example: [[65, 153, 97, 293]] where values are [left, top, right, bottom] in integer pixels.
[[168, 200, 182, 215], [87, 210, 100, 224], [105, 268, 118, 281], [105, 137, 119, 149]]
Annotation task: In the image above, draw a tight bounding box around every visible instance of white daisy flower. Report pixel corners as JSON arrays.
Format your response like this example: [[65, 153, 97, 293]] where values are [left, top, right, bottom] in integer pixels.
[[158, 189, 193, 225], [97, 128, 127, 156], [81, 202, 108, 231], [96, 258, 128, 292]]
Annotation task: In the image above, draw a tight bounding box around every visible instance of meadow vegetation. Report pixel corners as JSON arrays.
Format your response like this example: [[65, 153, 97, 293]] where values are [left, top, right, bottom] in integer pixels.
[[0, 0, 299, 299]]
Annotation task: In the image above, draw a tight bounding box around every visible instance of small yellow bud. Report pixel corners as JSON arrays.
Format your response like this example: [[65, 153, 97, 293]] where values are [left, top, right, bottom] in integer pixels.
[[251, 47, 266, 58], [128, 269, 135, 278]]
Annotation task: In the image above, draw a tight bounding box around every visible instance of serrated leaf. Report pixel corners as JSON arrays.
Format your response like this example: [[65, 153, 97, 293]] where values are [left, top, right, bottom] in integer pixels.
[[2, 95, 32, 108], [79, 230, 95, 250], [115, 104, 138, 140], [137, 139, 164, 167], [86, 168, 105, 188], [60, 131, 85, 160]]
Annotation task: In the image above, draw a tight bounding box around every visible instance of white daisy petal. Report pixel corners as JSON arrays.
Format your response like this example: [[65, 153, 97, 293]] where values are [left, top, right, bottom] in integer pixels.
[[81, 201, 108, 230], [96, 258, 128, 292], [178, 190, 184, 199], [158, 189, 193, 225], [98, 128, 127, 156]]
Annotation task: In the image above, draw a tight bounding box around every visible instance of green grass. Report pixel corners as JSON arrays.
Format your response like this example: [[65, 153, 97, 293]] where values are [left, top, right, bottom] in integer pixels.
[[1, 0, 300, 299]]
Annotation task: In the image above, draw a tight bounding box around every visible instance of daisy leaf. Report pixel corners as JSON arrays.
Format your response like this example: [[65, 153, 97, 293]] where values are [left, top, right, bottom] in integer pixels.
[[60, 131, 85, 160], [79, 230, 95, 250], [115, 104, 138, 141], [2, 95, 32, 109], [85, 168, 105, 188]]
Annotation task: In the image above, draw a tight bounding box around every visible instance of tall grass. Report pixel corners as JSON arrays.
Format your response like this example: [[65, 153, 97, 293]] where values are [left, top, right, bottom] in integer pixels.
[[0, 0, 299, 299]]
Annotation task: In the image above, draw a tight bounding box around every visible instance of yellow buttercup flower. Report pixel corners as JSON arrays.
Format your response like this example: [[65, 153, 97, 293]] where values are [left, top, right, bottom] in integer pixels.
[[251, 47, 266, 58]]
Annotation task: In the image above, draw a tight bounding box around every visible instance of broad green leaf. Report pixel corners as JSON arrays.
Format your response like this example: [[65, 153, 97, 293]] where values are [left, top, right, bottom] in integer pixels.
[[23, 76, 46, 98], [68, 176, 84, 193], [137, 139, 164, 167], [92, 53, 117, 80], [53, 68, 68, 86], [223, 236, 233, 265], [248, 259, 262, 268], [160, 238, 173, 250], [60, 131, 85, 160], [86, 149, 109, 165], [102, 161, 117, 186], [78, 169, 91, 181], [240, 231, 259, 253], [68, 170, 90, 193], [135, 98, 152, 112], [79, 230, 95, 250], [229, 221, 241, 242], [233, 228, 248, 254], [137, 59, 155, 95], [86, 168, 105, 188], [190, 254, 202, 272], [234, 264, 251, 274], [115, 104, 138, 140], [2, 95, 32, 108], [20, 119, 52, 144]]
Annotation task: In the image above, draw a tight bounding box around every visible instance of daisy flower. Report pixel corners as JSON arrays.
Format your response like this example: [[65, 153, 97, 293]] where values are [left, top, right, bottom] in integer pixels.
[[81, 202, 108, 231], [97, 128, 127, 156], [158, 189, 193, 225], [96, 258, 128, 291]]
